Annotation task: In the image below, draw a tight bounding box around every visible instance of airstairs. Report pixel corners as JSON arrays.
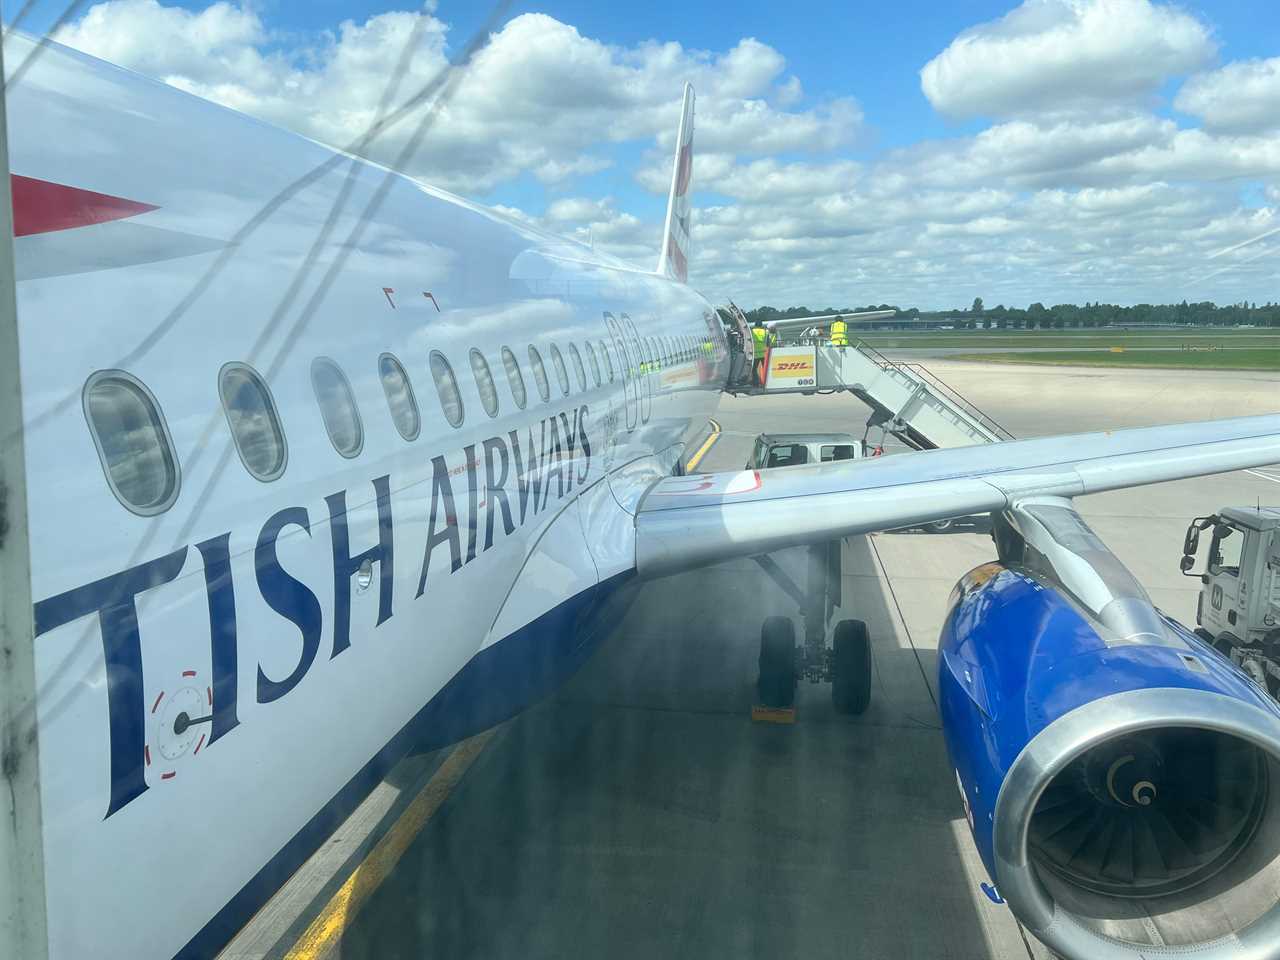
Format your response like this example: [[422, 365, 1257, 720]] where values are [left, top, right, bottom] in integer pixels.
[[733, 340, 1015, 450]]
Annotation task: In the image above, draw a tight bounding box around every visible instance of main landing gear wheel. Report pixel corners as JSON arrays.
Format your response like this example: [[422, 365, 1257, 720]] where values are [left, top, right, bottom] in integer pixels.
[[757, 616, 797, 708], [831, 619, 872, 715]]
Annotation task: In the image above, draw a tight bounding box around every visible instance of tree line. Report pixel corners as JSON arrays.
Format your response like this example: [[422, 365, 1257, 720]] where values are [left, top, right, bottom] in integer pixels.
[[737, 300, 1280, 329]]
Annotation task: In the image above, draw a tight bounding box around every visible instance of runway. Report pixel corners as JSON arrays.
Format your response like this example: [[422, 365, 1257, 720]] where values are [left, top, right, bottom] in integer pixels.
[[239, 361, 1280, 960]]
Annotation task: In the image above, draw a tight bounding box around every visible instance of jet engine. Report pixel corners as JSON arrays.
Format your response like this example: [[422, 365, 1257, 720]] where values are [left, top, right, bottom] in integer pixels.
[[940, 498, 1280, 960]]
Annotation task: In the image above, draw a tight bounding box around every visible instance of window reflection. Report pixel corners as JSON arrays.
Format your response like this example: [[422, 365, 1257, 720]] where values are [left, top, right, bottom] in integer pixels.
[[311, 358, 364, 457], [430, 352, 465, 427], [502, 346, 527, 409], [84, 372, 179, 514], [220, 363, 287, 480]]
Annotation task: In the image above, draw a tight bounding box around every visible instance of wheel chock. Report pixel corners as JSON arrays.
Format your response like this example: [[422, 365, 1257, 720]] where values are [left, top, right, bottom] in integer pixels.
[[751, 704, 796, 724]]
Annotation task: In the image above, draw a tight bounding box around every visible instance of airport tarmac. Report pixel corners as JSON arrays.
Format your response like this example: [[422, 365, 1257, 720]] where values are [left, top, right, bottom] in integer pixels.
[[237, 361, 1280, 960]]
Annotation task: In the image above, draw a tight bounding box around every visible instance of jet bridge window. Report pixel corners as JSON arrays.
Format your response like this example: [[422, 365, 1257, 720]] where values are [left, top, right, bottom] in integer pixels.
[[311, 357, 364, 458], [599, 340, 615, 381], [528, 345, 550, 402], [83, 370, 180, 515], [568, 342, 587, 391], [584, 341, 601, 386], [549, 344, 570, 396], [470, 348, 500, 418], [501, 346, 527, 409], [219, 362, 288, 480], [377, 353, 420, 442], [429, 351, 465, 428]]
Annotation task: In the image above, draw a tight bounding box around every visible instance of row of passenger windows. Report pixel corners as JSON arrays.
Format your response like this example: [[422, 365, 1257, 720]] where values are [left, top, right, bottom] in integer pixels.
[[84, 333, 712, 515]]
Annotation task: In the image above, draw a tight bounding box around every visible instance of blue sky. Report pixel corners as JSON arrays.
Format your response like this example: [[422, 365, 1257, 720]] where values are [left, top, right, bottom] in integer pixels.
[[21, 1, 1280, 307]]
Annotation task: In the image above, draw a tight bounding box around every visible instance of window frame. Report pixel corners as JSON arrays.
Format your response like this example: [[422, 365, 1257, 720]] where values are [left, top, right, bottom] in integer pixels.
[[501, 345, 528, 409], [549, 343, 570, 396], [528, 345, 551, 402], [429, 351, 466, 428], [82, 369, 181, 516], [311, 357, 365, 459], [219, 361, 289, 481], [377, 352, 421, 442]]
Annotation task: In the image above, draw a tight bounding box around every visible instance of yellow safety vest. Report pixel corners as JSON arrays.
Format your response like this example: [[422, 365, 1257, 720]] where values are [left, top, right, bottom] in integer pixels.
[[830, 319, 849, 347], [752, 327, 768, 358]]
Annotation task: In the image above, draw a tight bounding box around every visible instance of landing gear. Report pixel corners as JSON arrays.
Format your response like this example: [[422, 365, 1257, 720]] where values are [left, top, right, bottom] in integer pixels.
[[757, 616, 797, 708], [831, 619, 872, 715]]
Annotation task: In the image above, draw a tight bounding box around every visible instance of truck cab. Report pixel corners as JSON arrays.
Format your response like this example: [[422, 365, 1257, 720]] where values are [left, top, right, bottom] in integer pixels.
[[746, 432, 864, 470], [1182, 506, 1280, 693]]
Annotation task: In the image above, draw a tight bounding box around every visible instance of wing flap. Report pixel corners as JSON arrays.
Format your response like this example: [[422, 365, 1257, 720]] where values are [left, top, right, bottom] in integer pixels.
[[635, 414, 1280, 578]]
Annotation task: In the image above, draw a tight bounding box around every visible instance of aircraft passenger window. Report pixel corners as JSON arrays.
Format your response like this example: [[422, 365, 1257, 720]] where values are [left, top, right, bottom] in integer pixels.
[[501, 345, 527, 409], [821, 444, 856, 462], [528, 345, 551, 402], [584, 341, 601, 386], [470, 348, 500, 418], [599, 340, 615, 381], [766, 444, 809, 468], [377, 353, 420, 442], [549, 344, 570, 396], [429, 351, 465, 428], [311, 358, 364, 458], [83, 371, 180, 515], [219, 362, 288, 480], [568, 343, 587, 391]]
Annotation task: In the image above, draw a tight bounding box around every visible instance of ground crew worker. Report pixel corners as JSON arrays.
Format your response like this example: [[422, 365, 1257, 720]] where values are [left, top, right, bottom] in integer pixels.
[[752, 320, 769, 383], [830, 315, 849, 347]]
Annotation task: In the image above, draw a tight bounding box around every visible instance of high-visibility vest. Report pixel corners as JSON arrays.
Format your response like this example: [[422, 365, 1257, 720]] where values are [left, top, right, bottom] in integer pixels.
[[752, 326, 768, 359], [830, 319, 849, 347]]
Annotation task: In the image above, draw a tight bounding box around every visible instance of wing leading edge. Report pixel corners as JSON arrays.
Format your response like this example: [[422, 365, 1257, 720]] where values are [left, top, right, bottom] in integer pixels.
[[635, 414, 1280, 578]]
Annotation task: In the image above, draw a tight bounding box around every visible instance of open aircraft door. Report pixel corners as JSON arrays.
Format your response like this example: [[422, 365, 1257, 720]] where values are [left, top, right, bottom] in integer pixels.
[[620, 313, 652, 423], [604, 311, 637, 431]]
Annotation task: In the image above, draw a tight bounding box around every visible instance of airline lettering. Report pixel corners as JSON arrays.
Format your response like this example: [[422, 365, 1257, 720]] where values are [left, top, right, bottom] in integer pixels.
[[32, 405, 593, 818]]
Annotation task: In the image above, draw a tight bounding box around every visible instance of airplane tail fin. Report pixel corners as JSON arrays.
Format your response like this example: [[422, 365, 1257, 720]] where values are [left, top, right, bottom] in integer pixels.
[[656, 83, 694, 283]]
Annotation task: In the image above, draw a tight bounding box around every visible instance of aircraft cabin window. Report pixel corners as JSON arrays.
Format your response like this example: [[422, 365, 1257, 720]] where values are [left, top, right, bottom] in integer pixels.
[[501, 345, 527, 409], [83, 370, 180, 515], [568, 342, 587, 391], [528, 345, 551, 402], [219, 362, 288, 481], [549, 344, 570, 396], [470, 348, 500, 418], [584, 340, 601, 386], [599, 340, 615, 381], [429, 351, 465, 428], [378, 353, 421, 442], [311, 357, 364, 458]]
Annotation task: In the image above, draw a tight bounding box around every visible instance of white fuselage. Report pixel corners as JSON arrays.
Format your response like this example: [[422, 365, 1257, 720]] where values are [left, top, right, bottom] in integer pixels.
[[12, 37, 726, 959]]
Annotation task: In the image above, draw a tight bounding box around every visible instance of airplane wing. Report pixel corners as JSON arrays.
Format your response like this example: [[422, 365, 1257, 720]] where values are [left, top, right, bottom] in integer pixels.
[[764, 310, 896, 334], [635, 413, 1280, 578]]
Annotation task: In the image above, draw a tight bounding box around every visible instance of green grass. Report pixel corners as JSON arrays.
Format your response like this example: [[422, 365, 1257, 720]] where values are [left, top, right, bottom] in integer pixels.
[[946, 348, 1280, 371], [857, 329, 1280, 350]]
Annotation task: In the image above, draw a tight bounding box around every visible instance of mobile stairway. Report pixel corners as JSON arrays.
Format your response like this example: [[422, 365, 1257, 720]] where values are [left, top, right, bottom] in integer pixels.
[[730, 338, 1014, 451]]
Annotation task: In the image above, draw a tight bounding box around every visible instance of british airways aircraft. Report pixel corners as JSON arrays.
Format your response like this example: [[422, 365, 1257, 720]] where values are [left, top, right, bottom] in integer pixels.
[[8, 30, 1280, 960]]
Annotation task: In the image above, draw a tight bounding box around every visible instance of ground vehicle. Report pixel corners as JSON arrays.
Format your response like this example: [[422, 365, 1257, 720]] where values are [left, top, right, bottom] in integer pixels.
[[1182, 506, 1280, 694], [746, 431, 864, 469]]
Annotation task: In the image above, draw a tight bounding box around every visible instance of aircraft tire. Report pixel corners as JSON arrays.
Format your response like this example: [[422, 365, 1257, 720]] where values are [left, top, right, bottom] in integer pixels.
[[832, 619, 872, 715], [758, 616, 797, 708]]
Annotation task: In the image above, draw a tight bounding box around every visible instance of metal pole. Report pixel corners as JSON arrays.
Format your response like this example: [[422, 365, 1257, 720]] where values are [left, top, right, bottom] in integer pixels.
[[0, 23, 51, 960]]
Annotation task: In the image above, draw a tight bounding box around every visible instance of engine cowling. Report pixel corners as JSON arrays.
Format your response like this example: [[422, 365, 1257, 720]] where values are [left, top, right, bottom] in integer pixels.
[[940, 561, 1280, 960]]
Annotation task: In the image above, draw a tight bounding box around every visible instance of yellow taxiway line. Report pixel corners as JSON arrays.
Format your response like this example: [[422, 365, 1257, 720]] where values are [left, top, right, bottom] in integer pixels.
[[284, 728, 497, 959], [684, 418, 721, 473]]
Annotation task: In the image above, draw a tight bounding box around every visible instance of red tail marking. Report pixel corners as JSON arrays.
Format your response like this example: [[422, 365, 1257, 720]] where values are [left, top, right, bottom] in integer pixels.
[[11, 175, 158, 237], [674, 143, 692, 197]]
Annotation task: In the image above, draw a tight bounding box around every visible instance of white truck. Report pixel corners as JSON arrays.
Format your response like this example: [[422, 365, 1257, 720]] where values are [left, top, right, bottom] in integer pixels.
[[1181, 506, 1280, 695]]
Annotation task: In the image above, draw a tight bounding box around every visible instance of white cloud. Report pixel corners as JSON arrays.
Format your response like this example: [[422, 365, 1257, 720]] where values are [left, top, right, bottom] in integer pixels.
[[920, 0, 1215, 118], [1176, 57, 1280, 133]]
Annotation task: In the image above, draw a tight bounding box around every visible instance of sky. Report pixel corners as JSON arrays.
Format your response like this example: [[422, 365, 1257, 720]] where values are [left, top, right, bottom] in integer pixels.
[[11, 0, 1280, 309]]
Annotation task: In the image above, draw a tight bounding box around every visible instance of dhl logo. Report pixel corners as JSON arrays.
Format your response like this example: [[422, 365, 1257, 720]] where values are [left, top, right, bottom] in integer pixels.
[[774, 361, 812, 371]]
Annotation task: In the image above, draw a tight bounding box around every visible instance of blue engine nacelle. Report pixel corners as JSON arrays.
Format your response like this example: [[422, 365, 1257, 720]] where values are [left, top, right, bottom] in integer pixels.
[[940, 561, 1280, 960]]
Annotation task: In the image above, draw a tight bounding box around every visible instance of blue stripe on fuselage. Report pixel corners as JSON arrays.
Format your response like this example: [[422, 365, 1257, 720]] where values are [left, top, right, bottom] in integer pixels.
[[176, 569, 638, 960]]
